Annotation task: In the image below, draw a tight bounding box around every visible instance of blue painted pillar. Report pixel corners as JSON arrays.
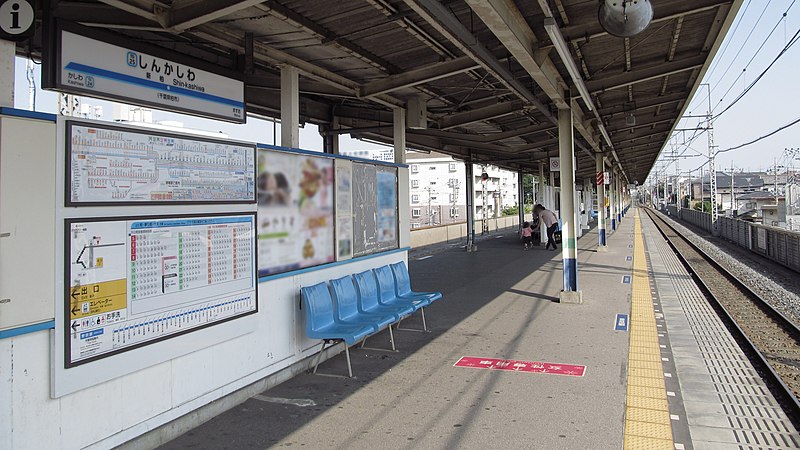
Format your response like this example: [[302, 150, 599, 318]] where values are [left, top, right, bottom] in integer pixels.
[[616, 169, 622, 223], [596, 153, 608, 251], [609, 168, 617, 231], [557, 108, 581, 303]]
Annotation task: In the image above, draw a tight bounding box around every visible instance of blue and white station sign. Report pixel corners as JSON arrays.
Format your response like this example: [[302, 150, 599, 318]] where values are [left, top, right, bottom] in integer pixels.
[[56, 30, 246, 123]]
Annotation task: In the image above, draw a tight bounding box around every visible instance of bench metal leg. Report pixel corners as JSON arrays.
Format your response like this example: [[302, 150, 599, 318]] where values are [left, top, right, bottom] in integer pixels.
[[360, 326, 397, 352], [395, 307, 429, 332], [311, 339, 355, 378]]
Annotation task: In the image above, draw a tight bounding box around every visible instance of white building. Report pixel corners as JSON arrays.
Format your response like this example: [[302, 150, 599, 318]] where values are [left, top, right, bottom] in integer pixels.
[[407, 151, 519, 228], [339, 148, 520, 229]]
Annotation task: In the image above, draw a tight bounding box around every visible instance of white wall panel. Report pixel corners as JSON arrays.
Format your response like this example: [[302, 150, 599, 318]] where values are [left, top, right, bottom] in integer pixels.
[[0, 116, 56, 330]]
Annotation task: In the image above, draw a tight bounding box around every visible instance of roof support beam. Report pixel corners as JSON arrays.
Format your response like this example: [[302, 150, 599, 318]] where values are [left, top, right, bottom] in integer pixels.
[[464, 0, 566, 108], [463, 0, 604, 158], [192, 25, 405, 108], [170, 0, 266, 32], [402, 0, 554, 122], [586, 55, 706, 93], [359, 56, 480, 97], [438, 100, 525, 130]]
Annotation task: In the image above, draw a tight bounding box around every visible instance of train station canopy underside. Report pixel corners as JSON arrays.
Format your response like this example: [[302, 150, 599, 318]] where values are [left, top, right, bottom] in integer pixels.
[[36, 0, 741, 183]]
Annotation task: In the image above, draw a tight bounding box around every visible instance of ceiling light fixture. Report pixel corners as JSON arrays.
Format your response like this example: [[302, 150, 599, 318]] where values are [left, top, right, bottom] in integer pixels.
[[598, 1, 654, 38]]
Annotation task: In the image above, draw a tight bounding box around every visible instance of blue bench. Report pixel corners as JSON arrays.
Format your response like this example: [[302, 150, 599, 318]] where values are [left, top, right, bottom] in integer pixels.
[[300, 262, 443, 377]]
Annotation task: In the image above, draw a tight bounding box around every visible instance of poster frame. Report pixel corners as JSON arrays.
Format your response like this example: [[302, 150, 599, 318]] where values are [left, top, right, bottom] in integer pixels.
[[63, 211, 259, 368], [64, 119, 257, 207], [256, 148, 336, 277], [351, 161, 400, 258]]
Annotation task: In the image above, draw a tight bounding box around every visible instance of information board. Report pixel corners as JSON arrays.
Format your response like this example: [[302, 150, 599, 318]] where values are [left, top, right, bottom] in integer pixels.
[[65, 213, 257, 367], [67, 121, 256, 205], [353, 163, 399, 257], [257, 150, 335, 276]]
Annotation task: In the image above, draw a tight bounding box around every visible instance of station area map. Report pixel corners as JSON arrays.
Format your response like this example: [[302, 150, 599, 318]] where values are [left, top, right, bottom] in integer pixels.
[[68, 123, 255, 204], [66, 214, 257, 365]]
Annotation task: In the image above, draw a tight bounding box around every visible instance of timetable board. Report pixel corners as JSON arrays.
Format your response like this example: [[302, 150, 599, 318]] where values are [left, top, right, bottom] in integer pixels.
[[66, 121, 256, 205], [65, 213, 257, 367]]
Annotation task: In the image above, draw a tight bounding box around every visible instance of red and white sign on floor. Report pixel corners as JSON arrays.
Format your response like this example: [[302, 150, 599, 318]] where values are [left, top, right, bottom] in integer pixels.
[[454, 356, 586, 377]]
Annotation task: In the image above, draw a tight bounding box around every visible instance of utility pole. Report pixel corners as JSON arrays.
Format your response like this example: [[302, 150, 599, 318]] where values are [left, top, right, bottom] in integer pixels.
[[775, 157, 779, 208], [704, 83, 718, 232], [730, 160, 736, 216]]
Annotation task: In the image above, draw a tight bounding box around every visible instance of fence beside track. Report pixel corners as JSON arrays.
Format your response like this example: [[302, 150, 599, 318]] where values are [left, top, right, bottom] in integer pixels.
[[659, 206, 800, 273]]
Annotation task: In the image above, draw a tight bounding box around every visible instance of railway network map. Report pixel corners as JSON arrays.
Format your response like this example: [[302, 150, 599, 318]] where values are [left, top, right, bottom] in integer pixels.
[[67, 122, 255, 204]]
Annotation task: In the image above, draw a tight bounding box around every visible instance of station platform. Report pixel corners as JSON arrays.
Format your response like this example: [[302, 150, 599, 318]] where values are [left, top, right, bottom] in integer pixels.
[[154, 209, 798, 449]]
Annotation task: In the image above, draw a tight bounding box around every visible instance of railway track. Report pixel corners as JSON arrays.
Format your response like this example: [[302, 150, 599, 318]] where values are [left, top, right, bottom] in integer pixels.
[[643, 207, 800, 422]]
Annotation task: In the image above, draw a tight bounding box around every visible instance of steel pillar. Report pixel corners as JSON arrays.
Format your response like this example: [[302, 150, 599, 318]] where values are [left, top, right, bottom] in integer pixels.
[[557, 108, 581, 303], [0, 40, 14, 107], [465, 161, 477, 252], [517, 171, 525, 229], [609, 167, 617, 231], [393, 107, 406, 164], [596, 154, 608, 251], [280, 66, 299, 148]]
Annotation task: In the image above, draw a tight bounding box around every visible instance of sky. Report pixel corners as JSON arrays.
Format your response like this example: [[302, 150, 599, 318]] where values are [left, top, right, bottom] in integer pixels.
[[654, 0, 800, 179], [10, 1, 800, 178]]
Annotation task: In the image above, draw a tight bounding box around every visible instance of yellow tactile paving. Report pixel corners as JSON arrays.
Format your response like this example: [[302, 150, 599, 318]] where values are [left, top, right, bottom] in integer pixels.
[[623, 210, 674, 449]]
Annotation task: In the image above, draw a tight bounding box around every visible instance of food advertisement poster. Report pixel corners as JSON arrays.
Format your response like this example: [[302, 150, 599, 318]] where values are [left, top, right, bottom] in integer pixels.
[[257, 150, 335, 275]]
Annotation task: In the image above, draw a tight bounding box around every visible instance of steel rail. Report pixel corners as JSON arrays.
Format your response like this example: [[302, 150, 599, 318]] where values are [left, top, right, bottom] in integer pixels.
[[642, 207, 800, 427]]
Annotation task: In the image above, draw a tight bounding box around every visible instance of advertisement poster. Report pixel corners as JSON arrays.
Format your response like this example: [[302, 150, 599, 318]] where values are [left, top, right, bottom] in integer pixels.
[[376, 168, 397, 243], [335, 160, 353, 260], [257, 150, 335, 275]]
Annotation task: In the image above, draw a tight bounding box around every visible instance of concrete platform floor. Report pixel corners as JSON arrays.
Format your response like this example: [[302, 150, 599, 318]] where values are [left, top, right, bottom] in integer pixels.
[[160, 219, 638, 449]]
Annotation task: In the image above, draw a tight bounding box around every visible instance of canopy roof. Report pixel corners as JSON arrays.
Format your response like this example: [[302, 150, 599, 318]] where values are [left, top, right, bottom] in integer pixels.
[[33, 0, 742, 183]]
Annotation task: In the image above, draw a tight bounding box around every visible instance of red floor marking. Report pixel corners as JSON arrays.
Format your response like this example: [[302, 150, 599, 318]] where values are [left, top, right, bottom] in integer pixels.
[[453, 356, 586, 377]]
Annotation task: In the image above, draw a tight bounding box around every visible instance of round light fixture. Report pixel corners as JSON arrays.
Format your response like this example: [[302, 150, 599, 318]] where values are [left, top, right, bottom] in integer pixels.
[[598, 1, 653, 38]]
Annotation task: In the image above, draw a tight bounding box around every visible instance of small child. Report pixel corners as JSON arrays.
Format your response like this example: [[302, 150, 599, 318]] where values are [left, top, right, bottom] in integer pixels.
[[521, 221, 533, 249]]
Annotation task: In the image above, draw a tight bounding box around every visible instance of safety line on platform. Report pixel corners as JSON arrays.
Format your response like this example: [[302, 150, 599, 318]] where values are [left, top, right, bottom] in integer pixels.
[[623, 210, 674, 449]]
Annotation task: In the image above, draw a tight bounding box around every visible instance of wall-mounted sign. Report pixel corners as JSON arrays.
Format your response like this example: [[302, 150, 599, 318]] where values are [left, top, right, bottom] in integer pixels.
[[549, 157, 560, 171], [50, 29, 245, 123], [0, 0, 34, 41], [65, 213, 257, 367], [66, 121, 256, 205]]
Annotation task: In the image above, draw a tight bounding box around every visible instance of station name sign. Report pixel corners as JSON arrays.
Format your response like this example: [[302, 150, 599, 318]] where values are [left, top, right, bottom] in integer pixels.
[[48, 28, 245, 123]]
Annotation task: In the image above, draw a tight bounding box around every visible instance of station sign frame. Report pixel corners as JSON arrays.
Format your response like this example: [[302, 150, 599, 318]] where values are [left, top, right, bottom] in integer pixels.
[[43, 21, 246, 123]]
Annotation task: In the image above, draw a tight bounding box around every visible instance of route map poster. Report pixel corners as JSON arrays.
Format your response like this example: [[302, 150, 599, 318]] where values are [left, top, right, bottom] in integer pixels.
[[257, 150, 335, 276], [67, 121, 256, 205], [65, 213, 257, 367]]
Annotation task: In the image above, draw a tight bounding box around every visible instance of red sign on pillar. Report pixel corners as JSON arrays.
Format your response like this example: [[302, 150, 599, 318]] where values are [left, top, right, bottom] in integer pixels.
[[596, 171, 604, 185]]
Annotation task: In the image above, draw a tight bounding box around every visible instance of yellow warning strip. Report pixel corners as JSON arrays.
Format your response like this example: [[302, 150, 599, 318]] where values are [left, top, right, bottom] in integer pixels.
[[623, 210, 674, 449]]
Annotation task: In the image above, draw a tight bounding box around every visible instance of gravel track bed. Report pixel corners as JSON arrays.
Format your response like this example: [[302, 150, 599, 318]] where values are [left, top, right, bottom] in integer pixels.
[[656, 211, 800, 327], [645, 209, 800, 397]]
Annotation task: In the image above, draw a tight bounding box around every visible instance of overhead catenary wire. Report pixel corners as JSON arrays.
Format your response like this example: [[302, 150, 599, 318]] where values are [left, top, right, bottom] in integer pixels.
[[713, 26, 800, 119], [715, 115, 800, 155], [655, 2, 799, 180]]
